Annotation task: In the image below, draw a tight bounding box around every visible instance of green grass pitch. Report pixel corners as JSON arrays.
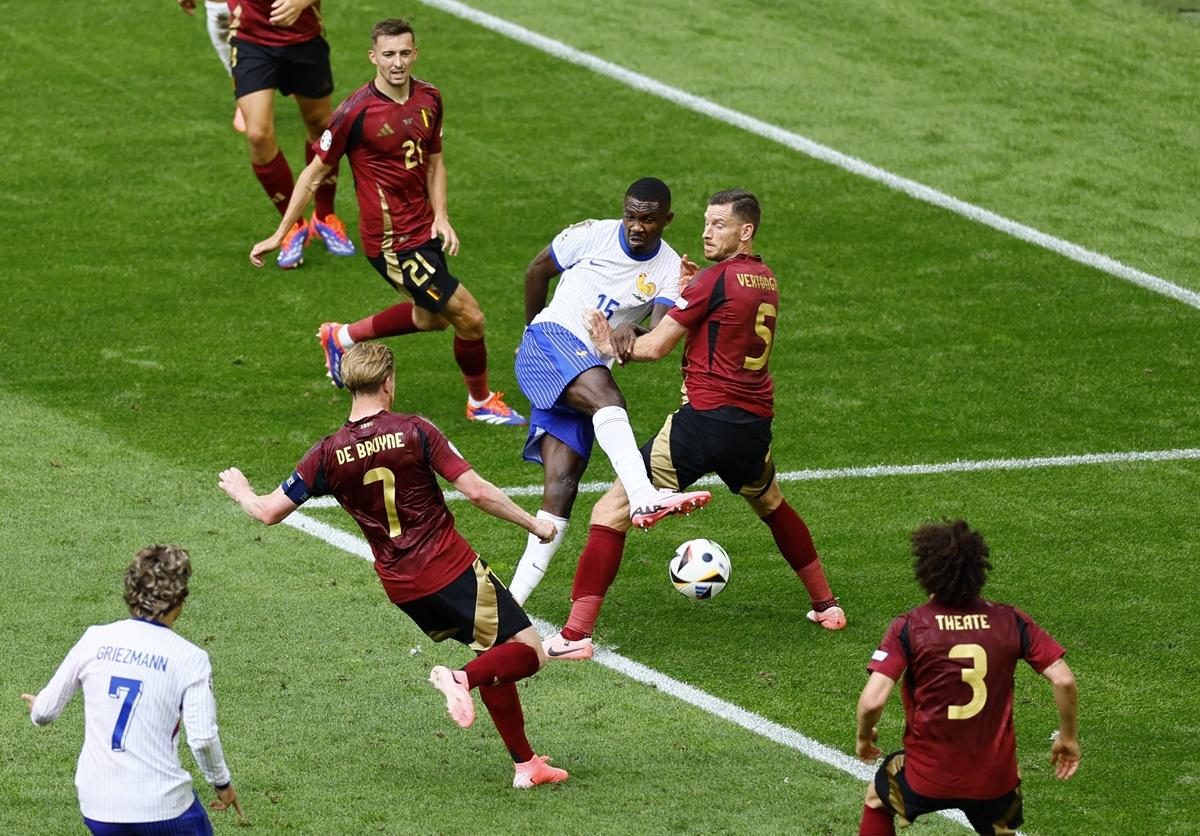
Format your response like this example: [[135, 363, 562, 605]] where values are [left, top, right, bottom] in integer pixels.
[[2, 1, 1198, 833]]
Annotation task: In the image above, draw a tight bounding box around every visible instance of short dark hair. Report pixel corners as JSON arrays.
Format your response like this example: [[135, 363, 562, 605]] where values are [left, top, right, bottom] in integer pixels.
[[372, 18, 414, 44], [911, 519, 992, 607], [625, 177, 671, 210], [708, 189, 761, 236]]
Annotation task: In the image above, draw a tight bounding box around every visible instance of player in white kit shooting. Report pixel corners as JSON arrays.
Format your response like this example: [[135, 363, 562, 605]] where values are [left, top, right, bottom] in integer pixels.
[[22, 545, 242, 835], [508, 178, 711, 605]]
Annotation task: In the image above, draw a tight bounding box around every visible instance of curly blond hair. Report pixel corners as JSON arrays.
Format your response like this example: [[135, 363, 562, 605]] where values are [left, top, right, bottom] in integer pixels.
[[123, 545, 192, 619]]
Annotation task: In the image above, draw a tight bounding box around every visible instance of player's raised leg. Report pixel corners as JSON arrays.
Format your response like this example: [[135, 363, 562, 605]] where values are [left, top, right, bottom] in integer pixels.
[[747, 479, 845, 630], [557, 369, 709, 529]]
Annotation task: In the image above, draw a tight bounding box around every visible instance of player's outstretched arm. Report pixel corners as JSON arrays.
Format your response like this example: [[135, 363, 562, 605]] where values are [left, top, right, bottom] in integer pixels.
[[855, 672, 895, 762], [452, 469, 555, 543], [1042, 658, 1080, 779], [250, 156, 332, 266], [585, 308, 686, 363], [218, 467, 298, 524]]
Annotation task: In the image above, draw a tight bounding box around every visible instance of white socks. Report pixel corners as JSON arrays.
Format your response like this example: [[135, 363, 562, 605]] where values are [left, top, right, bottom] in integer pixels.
[[592, 406, 657, 509], [337, 324, 355, 348], [205, 1, 233, 76], [508, 511, 569, 606]]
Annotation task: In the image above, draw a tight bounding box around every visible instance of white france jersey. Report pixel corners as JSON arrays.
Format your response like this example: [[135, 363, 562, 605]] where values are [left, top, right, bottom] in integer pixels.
[[30, 618, 231, 823], [532, 218, 681, 355]]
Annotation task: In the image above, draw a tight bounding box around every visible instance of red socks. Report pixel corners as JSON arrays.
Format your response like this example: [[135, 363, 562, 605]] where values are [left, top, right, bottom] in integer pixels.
[[479, 682, 535, 763], [304, 144, 339, 219], [561, 525, 627, 640], [252, 151, 294, 215], [762, 501, 834, 605], [348, 303, 418, 341], [463, 640, 539, 689], [462, 642, 540, 764], [858, 804, 896, 835], [453, 335, 490, 401]]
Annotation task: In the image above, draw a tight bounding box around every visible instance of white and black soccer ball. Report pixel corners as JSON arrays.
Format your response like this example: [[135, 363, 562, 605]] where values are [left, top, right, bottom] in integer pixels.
[[668, 538, 731, 600]]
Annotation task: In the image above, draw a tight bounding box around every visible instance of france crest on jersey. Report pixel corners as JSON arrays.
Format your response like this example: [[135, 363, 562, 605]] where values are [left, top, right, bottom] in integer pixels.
[[530, 218, 681, 355]]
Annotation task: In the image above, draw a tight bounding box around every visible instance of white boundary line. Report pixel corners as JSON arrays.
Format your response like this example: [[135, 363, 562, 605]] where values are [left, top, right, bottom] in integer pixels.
[[305, 446, 1200, 508], [419, 0, 1200, 311], [282, 509, 977, 828]]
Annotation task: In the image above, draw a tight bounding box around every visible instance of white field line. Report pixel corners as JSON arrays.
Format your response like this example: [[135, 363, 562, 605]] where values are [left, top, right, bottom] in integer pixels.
[[282, 508, 975, 828], [419, 0, 1200, 311], [305, 446, 1200, 508]]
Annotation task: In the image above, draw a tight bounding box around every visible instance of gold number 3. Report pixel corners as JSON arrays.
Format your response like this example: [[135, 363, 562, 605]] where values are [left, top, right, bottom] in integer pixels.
[[947, 643, 988, 720], [363, 467, 403, 538]]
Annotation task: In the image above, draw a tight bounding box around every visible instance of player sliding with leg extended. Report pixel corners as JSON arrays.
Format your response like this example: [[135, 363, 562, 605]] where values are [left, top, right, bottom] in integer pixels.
[[543, 189, 845, 661], [218, 342, 567, 788], [506, 177, 712, 605], [251, 19, 524, 427]]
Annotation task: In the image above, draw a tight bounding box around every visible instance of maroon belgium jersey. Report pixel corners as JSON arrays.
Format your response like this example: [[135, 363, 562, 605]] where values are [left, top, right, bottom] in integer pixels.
[[314, 79, 444, 258], [666, 254, 776, 418], [867, 599, 1066, 799], [286, 411, 474, 603], [227, 1, 324, 47]]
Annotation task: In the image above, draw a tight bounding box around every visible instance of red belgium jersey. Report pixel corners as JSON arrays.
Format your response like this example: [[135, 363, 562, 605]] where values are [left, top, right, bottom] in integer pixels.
[[227, 1, 324, 47], [667, 254, 776, 418], [867, 598, 1066, 799], [288, 411, 474, 603], [315, 79, 444, 257]]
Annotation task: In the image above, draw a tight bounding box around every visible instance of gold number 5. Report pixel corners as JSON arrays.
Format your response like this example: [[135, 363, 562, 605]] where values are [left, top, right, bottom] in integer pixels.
[[947, 643, 988, 720], [743, 302, 776, 371], [363, 467, 403, 538]]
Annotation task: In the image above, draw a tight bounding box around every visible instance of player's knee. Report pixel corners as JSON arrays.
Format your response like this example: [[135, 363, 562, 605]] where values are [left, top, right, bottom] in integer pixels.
[[590, 487, 629, 528], [543, 477, 579, 517], [453, 306, 485, 340], [244, 128, 277, 161]]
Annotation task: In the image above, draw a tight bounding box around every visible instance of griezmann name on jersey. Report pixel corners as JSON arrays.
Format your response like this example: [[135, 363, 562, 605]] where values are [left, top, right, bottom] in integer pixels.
[[29, 618, 231, 823]]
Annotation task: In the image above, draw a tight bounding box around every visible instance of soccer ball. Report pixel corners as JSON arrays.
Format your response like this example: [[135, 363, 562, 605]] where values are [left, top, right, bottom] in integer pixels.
[[668, 539, 731, 600]]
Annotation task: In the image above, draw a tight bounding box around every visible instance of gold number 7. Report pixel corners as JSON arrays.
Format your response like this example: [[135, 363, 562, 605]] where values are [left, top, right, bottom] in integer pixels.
[[363, 467, 403, 537]]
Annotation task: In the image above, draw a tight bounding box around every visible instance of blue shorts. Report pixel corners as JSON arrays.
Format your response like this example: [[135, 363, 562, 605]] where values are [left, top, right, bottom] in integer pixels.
[[515, 323, 606, 464], [84, 792, 213, 836]]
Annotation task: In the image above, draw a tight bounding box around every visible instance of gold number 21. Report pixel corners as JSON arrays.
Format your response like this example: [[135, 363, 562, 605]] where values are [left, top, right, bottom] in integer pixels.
[[363, 467, 403, 537], [947, 643, 988, 720]]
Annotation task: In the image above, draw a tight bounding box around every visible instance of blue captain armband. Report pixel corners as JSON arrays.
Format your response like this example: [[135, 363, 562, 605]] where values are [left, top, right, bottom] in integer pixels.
[[281, 470, 311, 505]]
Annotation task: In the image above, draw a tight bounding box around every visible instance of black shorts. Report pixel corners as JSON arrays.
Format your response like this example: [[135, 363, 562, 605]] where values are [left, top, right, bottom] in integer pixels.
[[230, 37, 334, 99], [397, 557, 530, 652], [368, 242, 461, 314], [875, 751, 1024, 835], [640, 403, 775, 498]]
